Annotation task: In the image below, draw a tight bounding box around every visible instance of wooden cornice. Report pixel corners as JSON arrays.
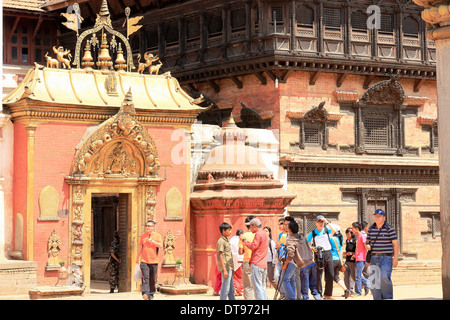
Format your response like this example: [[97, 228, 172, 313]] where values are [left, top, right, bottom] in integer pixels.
[[175, 53, 437, 88]]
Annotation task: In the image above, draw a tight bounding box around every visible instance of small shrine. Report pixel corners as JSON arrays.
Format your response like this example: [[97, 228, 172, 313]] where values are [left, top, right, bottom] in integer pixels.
[[190, 118, 296, 286]]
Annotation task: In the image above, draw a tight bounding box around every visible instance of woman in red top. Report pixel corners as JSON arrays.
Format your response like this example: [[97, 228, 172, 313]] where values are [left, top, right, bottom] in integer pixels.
[[136, 220, 163, 300]]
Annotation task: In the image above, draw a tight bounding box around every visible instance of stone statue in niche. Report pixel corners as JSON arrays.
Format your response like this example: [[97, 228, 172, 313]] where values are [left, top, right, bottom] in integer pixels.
[[47, 231, 62, 268], [163, 231, 176, 265]]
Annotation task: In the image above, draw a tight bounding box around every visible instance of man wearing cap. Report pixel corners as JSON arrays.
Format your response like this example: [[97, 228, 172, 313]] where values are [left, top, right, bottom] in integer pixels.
[[306, 215, 336, 299], [239, 216, 255, 300], [365, 209, 399, 300], [241, 218, 268, 300]]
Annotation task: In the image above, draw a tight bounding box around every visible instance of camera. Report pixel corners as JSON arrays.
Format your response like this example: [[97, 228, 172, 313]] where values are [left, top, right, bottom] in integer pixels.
[[315, 246, 324, 260]]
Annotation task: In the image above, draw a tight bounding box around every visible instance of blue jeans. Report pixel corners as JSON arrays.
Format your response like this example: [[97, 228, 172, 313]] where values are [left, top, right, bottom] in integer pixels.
[[220, 269, 236, 300], [369, 255, 393, 300], [355, 261, 370, 295], [281, 262, 297, 300], [250, 264, 267, 300], [299, 263, 321, 300]]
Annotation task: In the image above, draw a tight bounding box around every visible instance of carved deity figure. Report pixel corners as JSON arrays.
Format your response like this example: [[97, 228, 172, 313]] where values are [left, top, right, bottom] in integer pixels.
[[163, 231, 176, 265], [137, 52, 160, 74], [53, 46, 72, 69], [106, 143, 128, 174], [47, 231, 62, 267]]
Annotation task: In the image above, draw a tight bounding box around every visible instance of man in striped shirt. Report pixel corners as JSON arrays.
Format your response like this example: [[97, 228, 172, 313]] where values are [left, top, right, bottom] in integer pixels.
[[365, 209, 399, 300]]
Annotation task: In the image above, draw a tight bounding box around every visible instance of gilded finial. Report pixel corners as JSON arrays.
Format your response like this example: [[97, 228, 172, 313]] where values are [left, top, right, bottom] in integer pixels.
[[119, 87, 136, 114]]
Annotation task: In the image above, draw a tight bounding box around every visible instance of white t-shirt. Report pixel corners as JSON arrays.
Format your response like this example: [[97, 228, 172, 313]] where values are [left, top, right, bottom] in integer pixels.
[[307, 227, 332, 251]]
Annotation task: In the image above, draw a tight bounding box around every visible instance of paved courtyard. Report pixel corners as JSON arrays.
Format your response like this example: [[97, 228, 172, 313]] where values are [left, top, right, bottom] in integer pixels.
[[1, 281, 443, 300]]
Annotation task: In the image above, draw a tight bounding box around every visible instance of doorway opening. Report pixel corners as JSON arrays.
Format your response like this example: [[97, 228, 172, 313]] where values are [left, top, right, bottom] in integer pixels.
[[90, 193, 130, 292]]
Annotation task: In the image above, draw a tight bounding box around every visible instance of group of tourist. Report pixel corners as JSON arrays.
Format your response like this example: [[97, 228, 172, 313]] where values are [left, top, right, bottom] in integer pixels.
[[215, 209, 399, 300]]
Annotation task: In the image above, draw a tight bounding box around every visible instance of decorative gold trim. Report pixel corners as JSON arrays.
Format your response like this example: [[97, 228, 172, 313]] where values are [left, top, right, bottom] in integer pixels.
[[42, 69, 55, 101], [93, 71, 108, 104], [143, 76, 157, 107], [166, 76, 180, 108], [69, 70, 83, 103]]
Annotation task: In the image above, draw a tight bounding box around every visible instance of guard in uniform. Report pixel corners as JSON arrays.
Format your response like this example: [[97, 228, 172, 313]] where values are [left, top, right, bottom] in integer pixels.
[[109, 231, 120, 293]]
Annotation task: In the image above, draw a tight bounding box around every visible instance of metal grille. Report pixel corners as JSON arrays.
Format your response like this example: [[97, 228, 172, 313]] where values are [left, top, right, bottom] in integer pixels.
[[363, 115, 389, 146]]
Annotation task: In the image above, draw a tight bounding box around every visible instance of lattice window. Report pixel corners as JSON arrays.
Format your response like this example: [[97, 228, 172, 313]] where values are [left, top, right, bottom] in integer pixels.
[[351, 12, 367, 31], [363, 115, 389, 147], [403, 16, 419, 37], [433, 126, 439, 149], [165, 22, 179, 46], [271, 6, 283, 22], [290, 212, 339, 236], [420, 212, 441, 239], [231, 8, 246, 33], [304, 127, 320, 145], [208, 12, 223, 37], [146, 27, 159, 51], [323, 7, 341, 29], [379, 14, 394, 34], [297, 5, 314, 28], [186, 19, 200, 41]]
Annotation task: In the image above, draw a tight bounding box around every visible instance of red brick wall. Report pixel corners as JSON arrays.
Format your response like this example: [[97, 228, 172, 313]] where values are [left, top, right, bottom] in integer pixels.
[[194, 70, 441, 261]]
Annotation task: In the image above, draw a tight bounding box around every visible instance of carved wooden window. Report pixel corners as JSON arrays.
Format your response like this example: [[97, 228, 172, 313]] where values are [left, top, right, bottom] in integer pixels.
[[297, 5, 314, 29], [208, 12, 223, 38], [403, 16, 419, 37], [433, 126, 439, 149], [366, 200, 387, 227], [231, 8, 246, 33], [146, 26, 159, 51], [363, 114, 390, 147], [323, 7, 341, 30], [186, 19, 200, 42], [4, 18, 56, 65], [351, 12, 367, 31], [420, 212, 441, 239], [379, 13, 394, 35], [270, 5, 285, 33], [289, 212, 339, 236], [304, 125, 321, 146], [165, 22, 179, 48]]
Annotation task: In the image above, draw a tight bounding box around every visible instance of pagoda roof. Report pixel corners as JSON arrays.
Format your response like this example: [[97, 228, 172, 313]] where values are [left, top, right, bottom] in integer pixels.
[[2, 64, 204, 112]]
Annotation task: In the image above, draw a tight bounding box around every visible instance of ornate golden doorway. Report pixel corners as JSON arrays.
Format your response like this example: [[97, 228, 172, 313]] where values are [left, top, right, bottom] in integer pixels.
[[65, 91, 163, 292]]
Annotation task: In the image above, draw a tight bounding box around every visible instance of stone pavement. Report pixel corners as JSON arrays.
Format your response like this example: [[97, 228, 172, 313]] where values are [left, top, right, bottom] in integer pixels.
[[0, 281, 443, 300]]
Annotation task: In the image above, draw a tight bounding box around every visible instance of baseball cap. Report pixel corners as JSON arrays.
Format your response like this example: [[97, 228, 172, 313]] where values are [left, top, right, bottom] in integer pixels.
[[249, 218, 262, 227], [374, 209, 386, 216], [316, 215, 325, 221]]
